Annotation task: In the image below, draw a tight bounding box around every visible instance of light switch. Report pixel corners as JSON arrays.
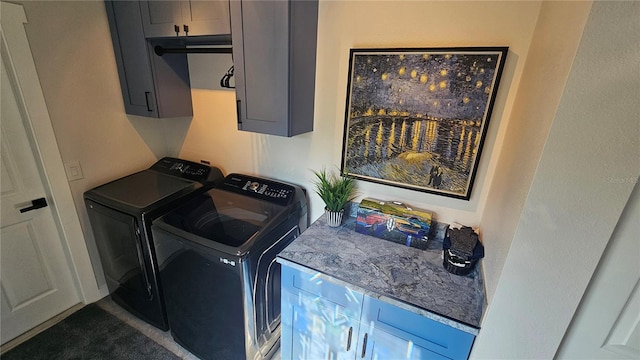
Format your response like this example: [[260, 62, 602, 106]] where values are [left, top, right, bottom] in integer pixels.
[[64, 160, 84, 181]]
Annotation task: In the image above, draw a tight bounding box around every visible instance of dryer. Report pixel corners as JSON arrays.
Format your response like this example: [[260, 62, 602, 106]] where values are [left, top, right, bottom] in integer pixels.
[[84, 157, 223, 330]]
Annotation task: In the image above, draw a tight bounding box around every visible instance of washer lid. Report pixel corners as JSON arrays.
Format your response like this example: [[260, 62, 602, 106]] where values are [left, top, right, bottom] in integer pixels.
[[91, 170, 199, 209], [160, 188, 287, 249]]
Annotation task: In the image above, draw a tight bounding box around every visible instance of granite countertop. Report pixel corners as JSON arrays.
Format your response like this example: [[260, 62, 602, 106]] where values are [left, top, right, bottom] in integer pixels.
[[277, 213, 486, 335]]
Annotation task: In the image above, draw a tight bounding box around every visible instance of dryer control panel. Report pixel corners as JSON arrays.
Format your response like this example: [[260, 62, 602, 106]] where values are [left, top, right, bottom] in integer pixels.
[[150, 157, 222, 184]]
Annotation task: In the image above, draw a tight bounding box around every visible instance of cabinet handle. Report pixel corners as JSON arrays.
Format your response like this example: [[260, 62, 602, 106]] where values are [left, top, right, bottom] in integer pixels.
[[361, 333, 368, 358], [144, 91, 153, 112], [174, 24, 179, 36], [346, 326, 353, 351], [236, 100, 242, 129], [183, 24, 189, 36]]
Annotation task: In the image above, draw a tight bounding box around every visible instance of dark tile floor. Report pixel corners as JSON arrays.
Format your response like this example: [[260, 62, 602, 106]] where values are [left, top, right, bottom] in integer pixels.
[[97, 297, 281, 360], [96, 298, 199, 359]]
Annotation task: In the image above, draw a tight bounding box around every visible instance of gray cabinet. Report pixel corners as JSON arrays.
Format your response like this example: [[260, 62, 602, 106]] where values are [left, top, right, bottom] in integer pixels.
[[140, 0, 230, 38], [105, 1, 192, 118], [230, 0, 318, 137]]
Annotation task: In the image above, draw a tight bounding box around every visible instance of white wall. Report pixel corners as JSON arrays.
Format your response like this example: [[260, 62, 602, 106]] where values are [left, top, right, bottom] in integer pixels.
[[17, 1, 186, 290], [473, 1, 640, 358], [479, 1, 592, 298]]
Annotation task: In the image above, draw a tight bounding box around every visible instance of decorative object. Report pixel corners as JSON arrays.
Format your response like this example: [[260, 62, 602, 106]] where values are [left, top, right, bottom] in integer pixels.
[[311, 168, 356, 227], [443, 224, 484, 276], [341, 47, 508, 200], [324, 209, 344, 228], [355, 198, 433, 250]]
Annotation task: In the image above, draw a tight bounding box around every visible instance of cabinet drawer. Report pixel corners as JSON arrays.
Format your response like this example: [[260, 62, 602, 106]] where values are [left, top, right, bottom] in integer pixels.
[[364, 297, 475, 359], [281, 265, 363, 314]]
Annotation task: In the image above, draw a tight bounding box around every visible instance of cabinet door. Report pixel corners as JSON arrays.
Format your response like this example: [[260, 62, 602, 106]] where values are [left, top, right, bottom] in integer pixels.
[[105, 1, 159, 117], [140, 0, 183, 38], [281, 266, 363, 360], [105, 1, 193, 118], [140, 0, 230, 38], [230, 0, 288, 135], [358, 321, 451, 360], [361, 297, 476, 360], [230, 0, 317, 136], [181, 0, 230, 36], [146, 40, 193, 118], [282, 290, 361, 360]]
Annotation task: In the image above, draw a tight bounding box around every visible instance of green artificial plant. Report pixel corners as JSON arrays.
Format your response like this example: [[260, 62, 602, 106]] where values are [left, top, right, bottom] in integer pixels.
[[311, 168, 356, 212]]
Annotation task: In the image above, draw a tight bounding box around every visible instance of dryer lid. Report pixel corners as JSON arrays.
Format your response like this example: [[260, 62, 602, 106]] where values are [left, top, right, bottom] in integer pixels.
[[91, 170, 199, 209]]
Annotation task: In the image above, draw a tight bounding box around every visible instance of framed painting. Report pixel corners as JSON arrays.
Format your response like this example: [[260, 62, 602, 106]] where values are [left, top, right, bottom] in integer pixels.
[[340, 47, 508, 200]]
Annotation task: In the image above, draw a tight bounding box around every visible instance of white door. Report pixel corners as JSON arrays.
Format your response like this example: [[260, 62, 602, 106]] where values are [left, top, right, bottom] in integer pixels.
[[556, 181, 640, 359], [0, 30, 80, 345]]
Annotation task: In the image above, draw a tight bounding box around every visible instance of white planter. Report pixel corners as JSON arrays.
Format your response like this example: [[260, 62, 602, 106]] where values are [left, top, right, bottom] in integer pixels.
[[325, 208, 344, 228]]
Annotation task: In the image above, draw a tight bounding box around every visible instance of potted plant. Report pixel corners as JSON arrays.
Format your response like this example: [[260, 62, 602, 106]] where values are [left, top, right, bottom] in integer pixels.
[[311, 168, 357, 227]]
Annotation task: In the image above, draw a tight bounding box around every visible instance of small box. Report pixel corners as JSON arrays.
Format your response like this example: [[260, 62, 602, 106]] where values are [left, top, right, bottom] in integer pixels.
[[355, 198, 433, 250]]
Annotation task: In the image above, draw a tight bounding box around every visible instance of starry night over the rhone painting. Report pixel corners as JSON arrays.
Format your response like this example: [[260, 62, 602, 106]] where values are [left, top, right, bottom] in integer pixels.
[[341, 47, 508, 199]]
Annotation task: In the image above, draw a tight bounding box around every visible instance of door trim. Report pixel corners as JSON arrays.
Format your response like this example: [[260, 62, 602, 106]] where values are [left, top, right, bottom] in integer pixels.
[[1, 2, 100, 303]]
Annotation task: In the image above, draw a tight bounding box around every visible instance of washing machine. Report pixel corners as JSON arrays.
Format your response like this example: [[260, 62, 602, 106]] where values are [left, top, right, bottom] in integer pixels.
[[151, 173, 307, 360], [84, 157, 223, 330]]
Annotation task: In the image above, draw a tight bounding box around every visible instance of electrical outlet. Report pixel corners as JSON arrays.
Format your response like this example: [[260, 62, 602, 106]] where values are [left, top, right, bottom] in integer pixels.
[[64, 160, 84, 181]]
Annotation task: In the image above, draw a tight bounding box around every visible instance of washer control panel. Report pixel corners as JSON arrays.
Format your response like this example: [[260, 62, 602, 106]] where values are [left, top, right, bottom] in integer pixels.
[[220, 174, 298, 206]]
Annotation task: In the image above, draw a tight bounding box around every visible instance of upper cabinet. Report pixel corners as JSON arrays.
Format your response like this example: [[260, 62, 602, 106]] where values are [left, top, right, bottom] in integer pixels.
[[105, 1, 192, 118], [140, 0, 231, 38], [105, 0, 318, 131], [230, 0, 319, 137]]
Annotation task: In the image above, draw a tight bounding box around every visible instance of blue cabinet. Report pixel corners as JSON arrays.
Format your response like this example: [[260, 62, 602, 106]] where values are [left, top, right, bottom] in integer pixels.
[[281, 264, 363, 359], [281, 265, 476, 360], [362, 297, 475, 360]]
